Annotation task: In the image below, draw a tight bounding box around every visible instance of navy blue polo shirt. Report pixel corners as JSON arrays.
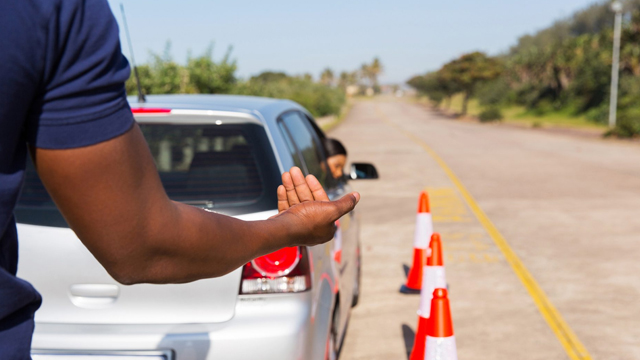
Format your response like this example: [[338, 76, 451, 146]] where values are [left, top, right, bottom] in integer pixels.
[[0, 0, 134, 357]]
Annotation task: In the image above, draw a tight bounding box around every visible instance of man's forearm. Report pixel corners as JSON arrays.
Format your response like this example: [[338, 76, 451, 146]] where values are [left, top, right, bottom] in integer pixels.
[[114, 201, 291, 285]]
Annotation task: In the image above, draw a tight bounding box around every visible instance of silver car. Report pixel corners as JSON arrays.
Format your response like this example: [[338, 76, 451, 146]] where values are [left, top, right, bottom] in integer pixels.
[[16, 95, 378, 360]]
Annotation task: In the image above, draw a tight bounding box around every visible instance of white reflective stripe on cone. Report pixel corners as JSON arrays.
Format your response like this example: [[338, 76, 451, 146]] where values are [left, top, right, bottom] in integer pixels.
[[334, 227, 342, 252], [413, 213, 433, 248], [418, 266, 446, 317], [425, 336, 458, 360]]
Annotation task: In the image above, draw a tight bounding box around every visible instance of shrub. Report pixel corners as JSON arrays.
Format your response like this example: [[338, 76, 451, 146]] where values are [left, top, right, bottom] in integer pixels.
[[478, 107, 503, 122], [476, 77, 511, 107], [125, 43, 346, 117], [233, 76, 346, 117], [584, 104, 608, 125], [608, 108, 640, 138]]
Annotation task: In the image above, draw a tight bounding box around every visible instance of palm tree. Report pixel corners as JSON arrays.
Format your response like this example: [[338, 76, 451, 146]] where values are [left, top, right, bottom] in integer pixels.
[[359, 63, 372, 87], [320, 68, 334, 86], [338, 71, 357, 88], [369, 57, 383, 86]]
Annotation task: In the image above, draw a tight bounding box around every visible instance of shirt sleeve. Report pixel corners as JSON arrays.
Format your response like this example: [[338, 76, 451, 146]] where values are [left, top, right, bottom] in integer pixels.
[[27, 0, 134, 149]]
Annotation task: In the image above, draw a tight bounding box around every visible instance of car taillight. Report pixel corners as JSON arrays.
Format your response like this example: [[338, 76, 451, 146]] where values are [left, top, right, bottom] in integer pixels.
[[253, 246, 299, 277], [131, 108, 171, 115], [240, 247, 311, 294]]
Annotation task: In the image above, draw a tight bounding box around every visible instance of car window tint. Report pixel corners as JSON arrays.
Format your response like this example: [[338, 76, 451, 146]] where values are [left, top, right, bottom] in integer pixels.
[[278, 121, 304, 171], [280, 111, 327, 185], [304, 114, 327, 141], [302, 114, 344, 188]]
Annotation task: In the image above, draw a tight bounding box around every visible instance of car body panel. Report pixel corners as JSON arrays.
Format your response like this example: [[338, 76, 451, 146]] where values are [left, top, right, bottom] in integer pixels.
[[17, 209, 279, 325], [32, 292, 315, 360], [17, 223, 242, 324], [19, 94, 360, 360]]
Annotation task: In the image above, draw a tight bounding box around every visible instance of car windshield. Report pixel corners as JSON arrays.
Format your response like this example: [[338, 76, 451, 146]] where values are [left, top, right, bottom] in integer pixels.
[[15, 122, 280, 227]]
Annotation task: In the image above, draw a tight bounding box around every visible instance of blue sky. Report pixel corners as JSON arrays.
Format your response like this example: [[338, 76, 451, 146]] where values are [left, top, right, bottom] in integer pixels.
[[107, 0, 605, 83]]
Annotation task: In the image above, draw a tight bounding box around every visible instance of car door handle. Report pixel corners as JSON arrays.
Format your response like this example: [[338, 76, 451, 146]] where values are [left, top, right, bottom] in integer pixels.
[[69, 284, 120, 309]]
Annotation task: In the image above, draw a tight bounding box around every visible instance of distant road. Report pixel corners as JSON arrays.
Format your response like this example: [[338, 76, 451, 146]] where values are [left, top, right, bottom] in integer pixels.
[[334, 97, 640, 360]]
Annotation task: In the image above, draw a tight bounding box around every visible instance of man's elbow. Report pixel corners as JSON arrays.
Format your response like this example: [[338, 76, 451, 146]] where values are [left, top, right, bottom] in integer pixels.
[[105, 258, 201, 286], [75, 218, 178, 285], [110, 272, 139, 286], [102, 257, 152, 286], [95, 241, 162, 285]]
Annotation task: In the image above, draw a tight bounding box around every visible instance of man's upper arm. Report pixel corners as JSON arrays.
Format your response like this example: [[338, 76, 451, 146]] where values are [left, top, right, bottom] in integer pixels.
[[26, 0, 160, 269], [28, 0, 134, 150]]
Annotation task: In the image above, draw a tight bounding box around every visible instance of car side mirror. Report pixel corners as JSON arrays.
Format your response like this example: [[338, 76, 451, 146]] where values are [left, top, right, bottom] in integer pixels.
[[349, 163, 379, 180]]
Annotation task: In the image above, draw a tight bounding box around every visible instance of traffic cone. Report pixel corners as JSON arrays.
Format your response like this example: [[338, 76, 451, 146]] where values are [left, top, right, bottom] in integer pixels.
[[409, 233, 446, 360], [420, 233, 446, 323], [333, 220, 342, 264], [425, 288, 458, 360], [401, 191, 433, 294]]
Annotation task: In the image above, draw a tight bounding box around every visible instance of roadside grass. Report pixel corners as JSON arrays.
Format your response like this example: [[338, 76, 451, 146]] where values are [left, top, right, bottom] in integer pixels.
[[504, 106, 606, 130], [426, 93, 607, 131], [436, 93, 483, 117]]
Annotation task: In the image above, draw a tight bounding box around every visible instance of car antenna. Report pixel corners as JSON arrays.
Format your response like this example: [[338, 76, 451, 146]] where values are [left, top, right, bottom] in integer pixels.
[[120, 3, 146, 103]]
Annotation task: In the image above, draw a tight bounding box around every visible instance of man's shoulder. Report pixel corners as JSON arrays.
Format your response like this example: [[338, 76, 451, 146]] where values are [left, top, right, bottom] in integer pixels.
[[1, 0, 115, 31]]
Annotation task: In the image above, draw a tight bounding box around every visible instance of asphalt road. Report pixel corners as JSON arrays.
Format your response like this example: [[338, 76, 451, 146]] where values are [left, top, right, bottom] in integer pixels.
[[332, 97, 640, 360]]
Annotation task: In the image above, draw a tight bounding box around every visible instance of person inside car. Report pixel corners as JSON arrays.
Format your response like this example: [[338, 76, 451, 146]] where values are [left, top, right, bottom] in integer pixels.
[[0, 0, 359, 357], [323, 138, 348, 179]]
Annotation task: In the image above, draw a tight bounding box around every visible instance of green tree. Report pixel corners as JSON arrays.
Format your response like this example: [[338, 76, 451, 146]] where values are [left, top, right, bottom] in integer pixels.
[[125, 64, 152, 96], [251, 71, 288, 83], [233, 71, 346, 117], [405, 0, 640, 136], [338, 71, 358, 90], [359, 58, 383, 90], [320, 68, 335, 86], [407, 72, 444, 105], [369, 57, 383, 86], [187, 44, 237, 94], [126, 42, 188, 95], [148, 42, 184, 94], [359, 63, 371, 87], [439, 52, 502, 115]]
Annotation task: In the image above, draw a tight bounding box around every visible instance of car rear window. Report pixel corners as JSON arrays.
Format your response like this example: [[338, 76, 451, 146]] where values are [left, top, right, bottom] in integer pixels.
[[15, 122, 281, 227]]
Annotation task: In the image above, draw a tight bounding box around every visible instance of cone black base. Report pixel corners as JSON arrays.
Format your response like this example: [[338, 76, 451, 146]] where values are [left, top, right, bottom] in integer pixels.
[[400, 285, 421, 294]]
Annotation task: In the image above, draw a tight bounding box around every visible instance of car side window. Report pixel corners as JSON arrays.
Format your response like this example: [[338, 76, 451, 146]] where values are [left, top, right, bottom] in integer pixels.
[[279, 111, 328, 185], [304, 114, 327, 141], [278, 121, 305, 171], [303, 114, 343, 188]]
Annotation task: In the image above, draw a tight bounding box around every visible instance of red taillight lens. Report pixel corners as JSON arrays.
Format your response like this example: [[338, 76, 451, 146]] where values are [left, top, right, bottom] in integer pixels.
[[252, 246, 299, 278], [240, 247, 311, 294]]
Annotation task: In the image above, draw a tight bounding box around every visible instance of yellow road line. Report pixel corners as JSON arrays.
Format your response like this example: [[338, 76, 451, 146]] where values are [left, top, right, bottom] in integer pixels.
[[375, 106, 592, 360]]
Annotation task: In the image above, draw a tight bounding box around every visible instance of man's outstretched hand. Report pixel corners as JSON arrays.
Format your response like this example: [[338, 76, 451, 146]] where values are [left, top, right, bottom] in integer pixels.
[[271, 167, 360, 247], [277, 166, 330, 211]]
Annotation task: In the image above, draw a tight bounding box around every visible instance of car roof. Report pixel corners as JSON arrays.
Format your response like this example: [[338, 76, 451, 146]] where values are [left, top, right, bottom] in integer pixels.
[[127, 94, 305, 122]]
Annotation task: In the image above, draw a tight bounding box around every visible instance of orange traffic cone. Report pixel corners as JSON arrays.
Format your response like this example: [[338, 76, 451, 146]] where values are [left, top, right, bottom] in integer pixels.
[[409, 233, 446, 360], [425, 288, 458, 360], [401, 191, 433, 294], [333, 220, 342, 264], [420, 233, 446, 322]]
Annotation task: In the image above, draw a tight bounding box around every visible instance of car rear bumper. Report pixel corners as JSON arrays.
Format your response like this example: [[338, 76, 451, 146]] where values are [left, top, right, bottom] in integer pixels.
[[32, 292, 315, 360]]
